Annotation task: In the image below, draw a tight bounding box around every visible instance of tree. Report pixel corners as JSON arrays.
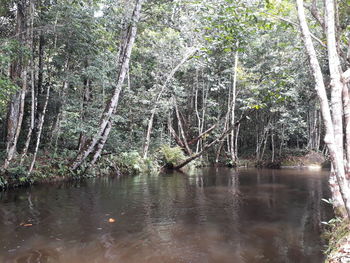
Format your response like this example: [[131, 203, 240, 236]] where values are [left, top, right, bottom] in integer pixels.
[[3, 0, 31, 169], [296, 0, 350, 218], [71, 0, 144, 171]]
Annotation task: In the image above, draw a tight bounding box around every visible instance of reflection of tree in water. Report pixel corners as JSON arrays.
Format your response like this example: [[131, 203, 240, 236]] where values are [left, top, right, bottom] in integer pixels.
[[300, 177, 326, 257]]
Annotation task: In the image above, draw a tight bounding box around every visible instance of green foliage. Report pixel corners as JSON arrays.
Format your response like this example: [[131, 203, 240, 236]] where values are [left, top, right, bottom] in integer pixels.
[[0, 76, 18, 114], [0, 0, 10, 15], [7, 166, 27, 177], [118, 151, 144, 174], [97, 151, 159, 176], [0, 40, 23, 116], [159, 145, 185, 166]]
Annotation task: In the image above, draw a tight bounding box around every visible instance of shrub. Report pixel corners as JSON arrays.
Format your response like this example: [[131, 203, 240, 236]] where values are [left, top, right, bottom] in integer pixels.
[[97, 151, 159, 176], [159, 145, 185, 167]]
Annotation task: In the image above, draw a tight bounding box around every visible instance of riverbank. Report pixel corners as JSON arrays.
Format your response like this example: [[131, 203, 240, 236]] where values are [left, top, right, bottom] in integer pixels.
[[324, 218, 350, 262], [0, 150, 328, 190], [0, 150, 160, 190], [0, 164, 110, 190], [234, 150, 327, 169]]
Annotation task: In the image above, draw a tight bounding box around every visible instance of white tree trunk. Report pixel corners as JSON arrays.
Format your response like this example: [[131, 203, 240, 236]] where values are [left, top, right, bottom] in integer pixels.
[[230, 42, 239, 163], [296, 0, 350, 218], [28, 85, 50, 175]]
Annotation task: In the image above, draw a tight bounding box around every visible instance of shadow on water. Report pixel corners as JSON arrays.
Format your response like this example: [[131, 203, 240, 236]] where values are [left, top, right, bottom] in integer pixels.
[[0, 168, 333, 263]]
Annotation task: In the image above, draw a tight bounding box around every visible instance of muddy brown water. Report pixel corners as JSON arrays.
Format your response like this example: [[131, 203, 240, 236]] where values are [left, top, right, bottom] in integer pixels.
[[0, 168, 333, 263]]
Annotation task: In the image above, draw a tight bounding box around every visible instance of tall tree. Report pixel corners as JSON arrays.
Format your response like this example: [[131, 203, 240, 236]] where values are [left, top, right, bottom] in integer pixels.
[[296, 0, 350, 218], [3, 0, 30, 169], [71, 0, 144, 171]]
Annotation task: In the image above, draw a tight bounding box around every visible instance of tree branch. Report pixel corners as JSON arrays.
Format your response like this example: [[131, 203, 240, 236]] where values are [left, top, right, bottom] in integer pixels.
[[188, 124, 217, 145], [308, 0, 325, 31], [263, 12, 326, 48], [173, 112, 251, 170]]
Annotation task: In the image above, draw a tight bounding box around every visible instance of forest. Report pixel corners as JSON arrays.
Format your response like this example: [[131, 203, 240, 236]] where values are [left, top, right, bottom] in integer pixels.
[[1, 0, 350, 262]]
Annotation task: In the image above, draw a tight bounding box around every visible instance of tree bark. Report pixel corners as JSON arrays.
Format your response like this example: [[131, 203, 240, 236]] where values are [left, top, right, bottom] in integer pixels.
[[90, 120, 112, 166], [343, 84, 350, 172]]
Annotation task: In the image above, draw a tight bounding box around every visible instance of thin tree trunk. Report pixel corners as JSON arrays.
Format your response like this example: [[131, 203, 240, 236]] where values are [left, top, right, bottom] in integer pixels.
[[234, 122, 240, 159], [316, 110, 322, 150], [143, 112, 156, 158], [71, 0, 143, 171], [215, 83, 231, 164], [20, 1, 35, 165], [279, 125, 285, 156], [174, 98, 192, 155], [230, 42, 239, 163], [271, 131, 275, 162], [198, 71, 209, 153], [78, 78, 91, 151], [51, 58, 69, 152], [143, 47, 197, 158], [195, 69, 201, 153], [343, 84, 350, 172], [261, 130, 269, 161], [28, 84, 50, 175]]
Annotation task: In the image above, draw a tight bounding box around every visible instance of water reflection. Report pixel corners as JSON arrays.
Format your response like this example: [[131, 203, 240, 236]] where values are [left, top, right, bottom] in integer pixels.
[[0, 168, 332, 263]]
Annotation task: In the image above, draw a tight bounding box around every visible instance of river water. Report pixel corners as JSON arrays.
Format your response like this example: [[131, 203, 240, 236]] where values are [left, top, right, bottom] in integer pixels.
[[0, 168, 332, 263]]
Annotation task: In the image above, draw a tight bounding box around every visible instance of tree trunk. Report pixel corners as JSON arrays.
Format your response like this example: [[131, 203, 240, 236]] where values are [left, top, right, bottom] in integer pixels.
[[271, 131, 275, 163], [21, 1, 36, 164], [296, 0, 350, 218], [344, 84, 350, 172], [78, 78, 92, 152], [50, 58, 69, 151], [90, 121, 112, 166], [71, 0, 143, 171], [3, 2, 28, 169], [234, 122, 240, 159], [195, 69, 201, 154], [28, 83, 50, 175], [174, 98, 192, 155], [230, 42, 239, 163]]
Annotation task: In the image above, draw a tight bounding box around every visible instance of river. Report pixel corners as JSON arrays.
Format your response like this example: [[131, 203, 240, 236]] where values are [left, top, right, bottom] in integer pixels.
[[0, 168, 333, 263]]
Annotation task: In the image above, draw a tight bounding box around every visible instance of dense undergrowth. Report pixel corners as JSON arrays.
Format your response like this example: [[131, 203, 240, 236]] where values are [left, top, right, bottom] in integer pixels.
[[0, 145, 205, 190], [0, 147, 329, 190]]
